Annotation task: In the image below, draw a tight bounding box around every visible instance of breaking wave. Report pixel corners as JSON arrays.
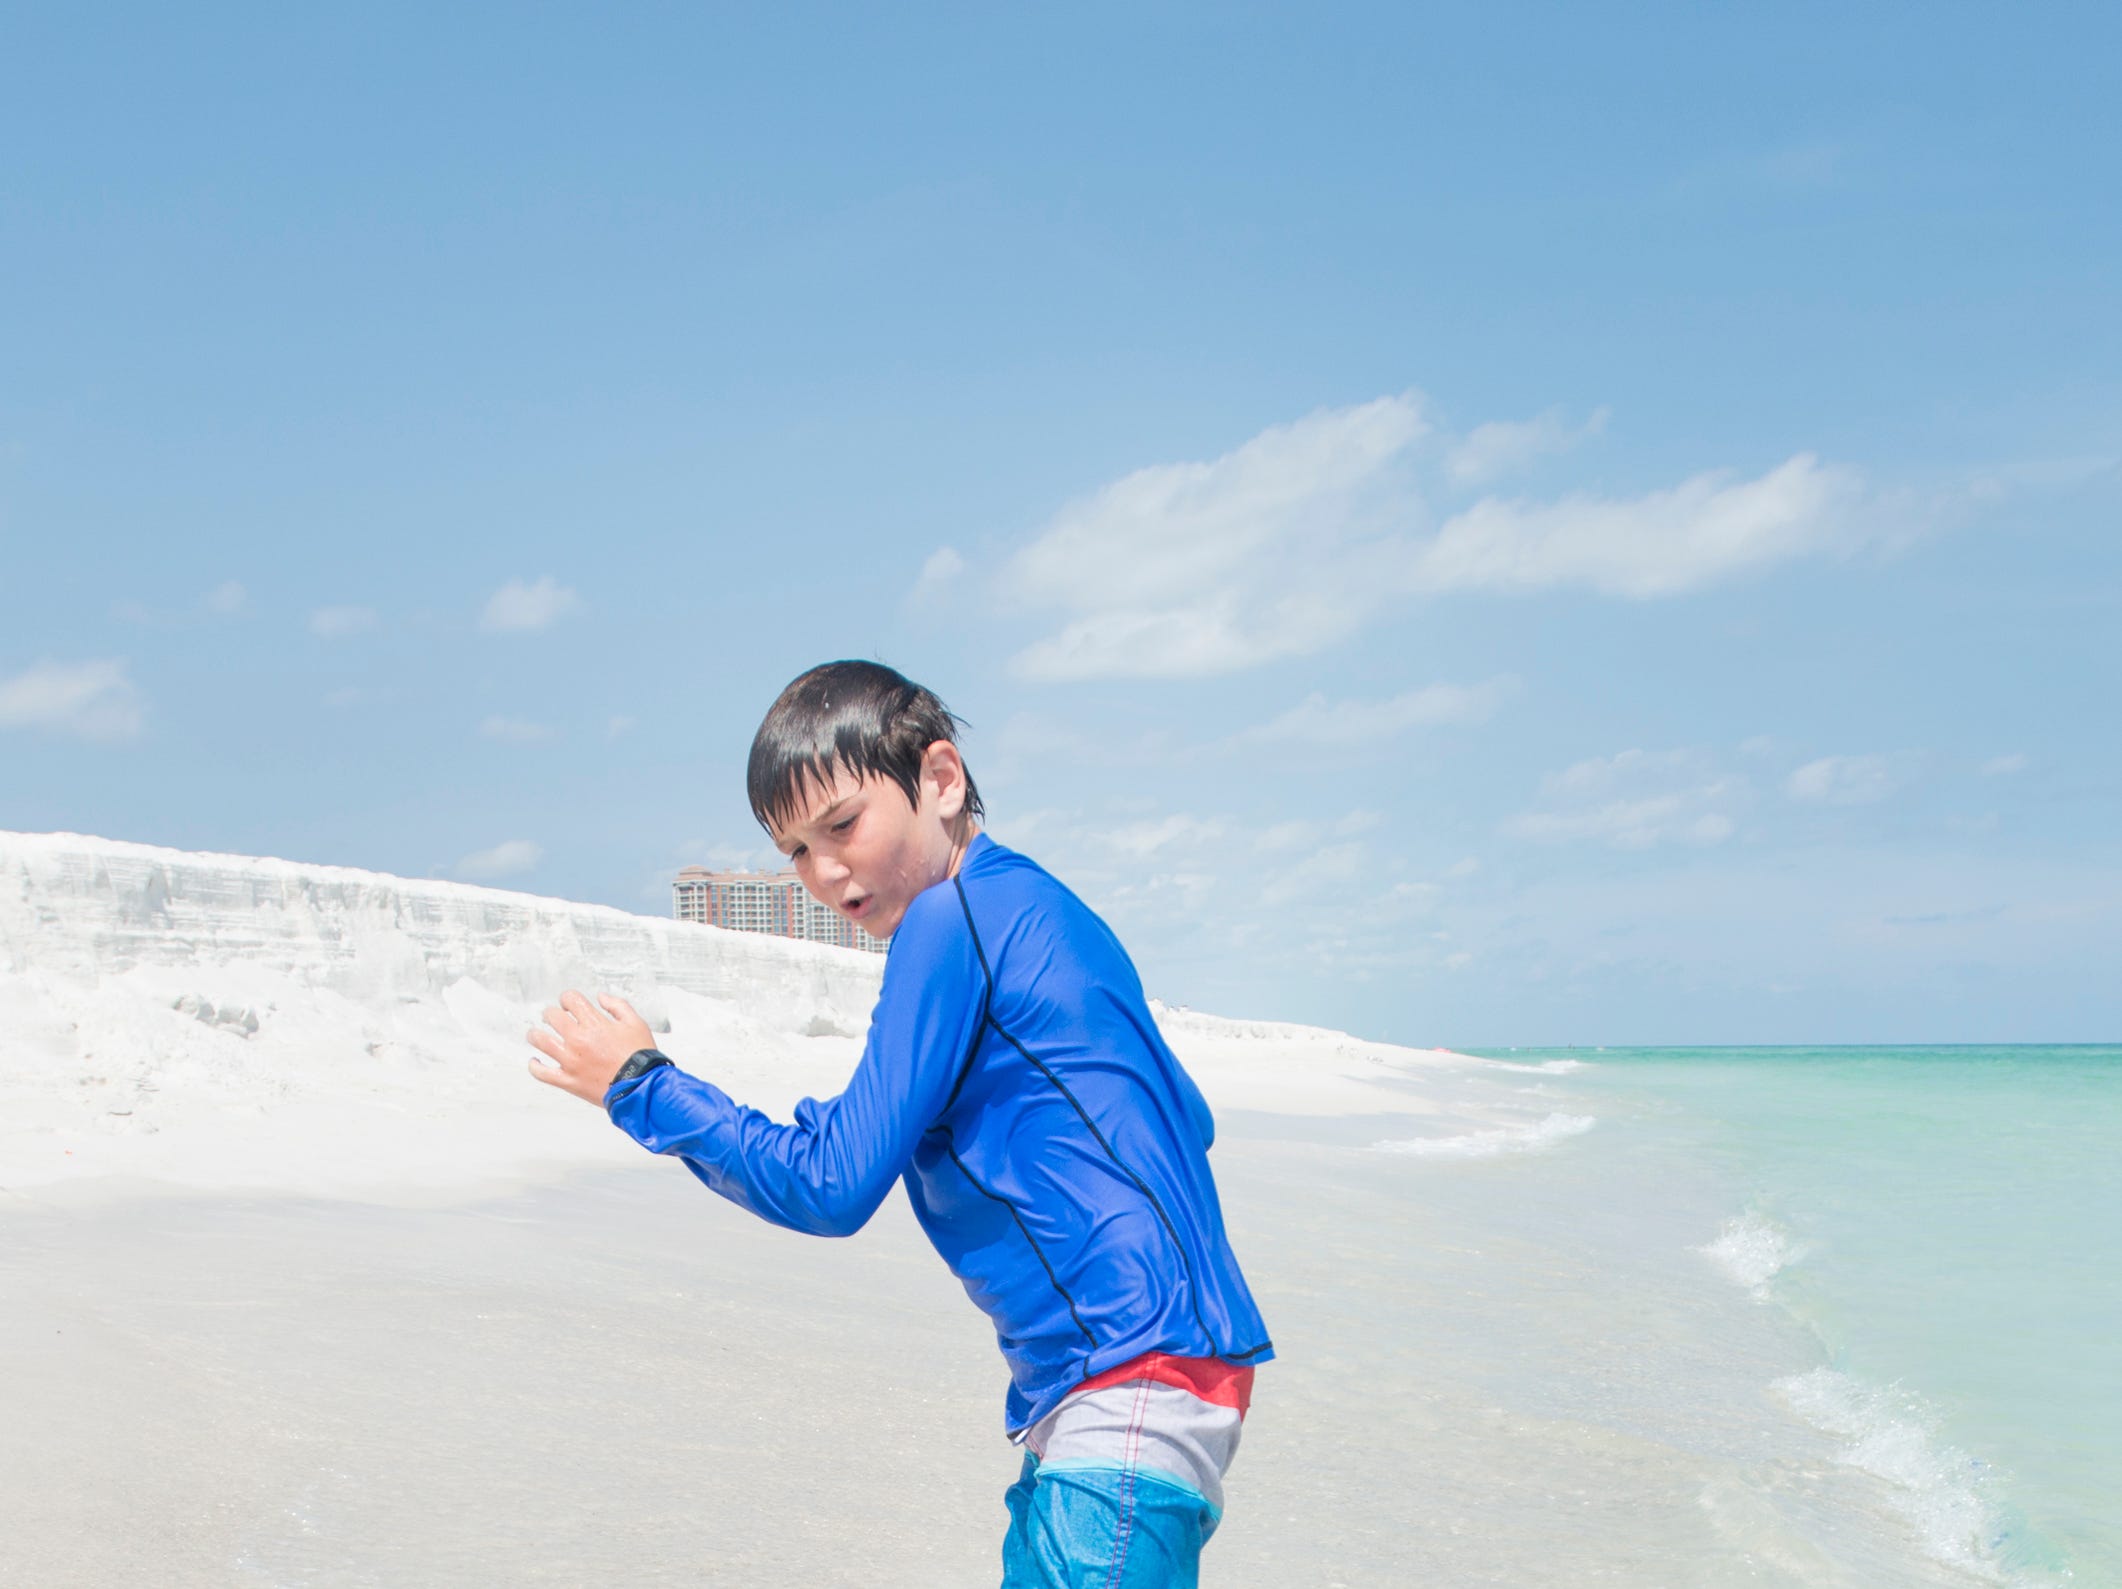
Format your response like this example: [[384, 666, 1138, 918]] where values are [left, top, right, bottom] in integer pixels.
[[1775, 1367, 2053, 1585], [1373, 1112, 1595, 1158], [1697, 1210, 1808, 1298]]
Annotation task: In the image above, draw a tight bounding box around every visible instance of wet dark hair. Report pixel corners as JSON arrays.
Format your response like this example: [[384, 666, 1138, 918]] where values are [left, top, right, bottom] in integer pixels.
[[747, 660, 984, 835]]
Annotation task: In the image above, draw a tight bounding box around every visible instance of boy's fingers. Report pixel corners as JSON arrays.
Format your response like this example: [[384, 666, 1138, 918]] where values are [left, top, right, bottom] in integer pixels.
[[527, 1055, 567, 1088], [558, 989, 603, 1024], [597, 993, 638, 1022], [526, 1027, 565, 1062], [541, 1002, 573, 1032]]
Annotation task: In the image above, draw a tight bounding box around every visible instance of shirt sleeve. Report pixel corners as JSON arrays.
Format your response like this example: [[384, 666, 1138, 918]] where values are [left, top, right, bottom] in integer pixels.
[[602, 885, 987, 1237]]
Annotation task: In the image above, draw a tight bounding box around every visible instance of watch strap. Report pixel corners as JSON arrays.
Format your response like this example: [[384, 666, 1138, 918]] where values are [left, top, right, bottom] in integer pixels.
[[609, 1048, 673, 1092]]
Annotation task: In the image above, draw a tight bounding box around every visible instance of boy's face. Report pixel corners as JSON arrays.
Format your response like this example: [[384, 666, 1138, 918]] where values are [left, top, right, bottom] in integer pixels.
[[768, 741, 973, 939]]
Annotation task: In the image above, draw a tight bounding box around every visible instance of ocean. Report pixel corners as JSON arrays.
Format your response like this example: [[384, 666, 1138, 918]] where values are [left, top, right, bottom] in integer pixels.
[[1481, 1045, 2122, 1586]]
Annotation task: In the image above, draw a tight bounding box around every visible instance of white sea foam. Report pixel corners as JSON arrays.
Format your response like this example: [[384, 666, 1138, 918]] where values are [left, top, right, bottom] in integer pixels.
[[1697, 1210, 1808, 1297], [1776, 1366, 2034, 1585], [1372, 1111, 1595, 1158], [1482, 1057, 1587, 1074]]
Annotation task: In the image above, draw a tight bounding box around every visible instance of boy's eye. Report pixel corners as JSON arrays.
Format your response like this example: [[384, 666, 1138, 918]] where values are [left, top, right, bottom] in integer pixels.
[[832, 816, 856, 834], [790, 844, 807, 860]]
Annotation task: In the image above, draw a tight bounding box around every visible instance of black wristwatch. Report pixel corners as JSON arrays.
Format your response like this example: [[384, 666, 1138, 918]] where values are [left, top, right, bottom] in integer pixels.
[[608, 1048, 673, 1094]]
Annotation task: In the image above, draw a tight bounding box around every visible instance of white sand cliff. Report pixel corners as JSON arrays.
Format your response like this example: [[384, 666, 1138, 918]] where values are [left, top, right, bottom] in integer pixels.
[[0, 829, 1492, 1199]]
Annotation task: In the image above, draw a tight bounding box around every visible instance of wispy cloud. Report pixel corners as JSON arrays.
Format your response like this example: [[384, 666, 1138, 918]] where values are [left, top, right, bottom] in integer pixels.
[[0, 658, 144, 740], [986, 802, 1448, 984], [1786, 754, 1895, 805], [109, 582, 250, 626], [1002, 393, 1899, 681], [309, 605, 377, 638], [908, 546, 967, 604], [1446, 407, 1608, 486], [1980, 753, 2029, 777], [1235, 677, 1516, 746], [479, 715, 554, 744], [481, 576, 579, 634], [456, 839, 543, 881], [1507, 748, 1745, 849], [1004, 394, 1427, 680], [1411, 454, 1865, 598]]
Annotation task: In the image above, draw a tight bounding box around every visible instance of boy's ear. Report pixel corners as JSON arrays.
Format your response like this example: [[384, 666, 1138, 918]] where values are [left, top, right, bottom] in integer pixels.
[[924, 740, 968, 820]]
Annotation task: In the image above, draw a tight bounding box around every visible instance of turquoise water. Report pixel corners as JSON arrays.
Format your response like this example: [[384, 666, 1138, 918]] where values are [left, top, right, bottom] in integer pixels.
[[1489, 1045, 2122, 1585]]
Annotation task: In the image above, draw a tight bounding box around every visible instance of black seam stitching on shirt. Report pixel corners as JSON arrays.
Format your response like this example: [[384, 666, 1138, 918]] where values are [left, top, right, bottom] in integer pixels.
[[941, 872, 1273, 1367], [984, 1012, 1231, 1361], [943, 1137, 1098, 1359], [936, 875, 993, 1118]]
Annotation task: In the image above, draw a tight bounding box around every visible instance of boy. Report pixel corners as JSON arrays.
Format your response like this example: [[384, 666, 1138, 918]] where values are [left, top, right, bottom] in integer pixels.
[[527, 661, 1272, 1587]]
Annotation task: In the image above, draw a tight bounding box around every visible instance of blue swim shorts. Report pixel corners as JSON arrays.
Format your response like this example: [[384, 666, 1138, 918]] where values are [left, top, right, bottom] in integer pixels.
[[998, 1352, 1251, 1589]]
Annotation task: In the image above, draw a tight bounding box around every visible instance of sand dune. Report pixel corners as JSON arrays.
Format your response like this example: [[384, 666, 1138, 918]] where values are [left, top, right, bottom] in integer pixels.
[[1, 829, 1499, 1199]]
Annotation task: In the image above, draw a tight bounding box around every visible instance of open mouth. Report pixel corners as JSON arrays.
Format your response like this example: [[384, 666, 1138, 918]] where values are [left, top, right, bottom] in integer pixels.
[[843, 895, 871, 918]]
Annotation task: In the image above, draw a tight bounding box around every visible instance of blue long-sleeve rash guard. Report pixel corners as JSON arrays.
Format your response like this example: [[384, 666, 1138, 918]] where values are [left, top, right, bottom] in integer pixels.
[[605, 832, 1273, 1432]]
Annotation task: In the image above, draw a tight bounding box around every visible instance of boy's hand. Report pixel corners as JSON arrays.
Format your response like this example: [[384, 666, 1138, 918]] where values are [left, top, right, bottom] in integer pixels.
[[526, 991, 657, 1106]]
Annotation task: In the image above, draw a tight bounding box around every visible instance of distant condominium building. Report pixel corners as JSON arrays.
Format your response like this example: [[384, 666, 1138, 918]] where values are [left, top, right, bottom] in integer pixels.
[[673, 865, 890, 954]]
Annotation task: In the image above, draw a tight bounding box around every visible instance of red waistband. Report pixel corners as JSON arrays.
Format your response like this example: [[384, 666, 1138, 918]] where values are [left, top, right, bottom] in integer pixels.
[[1071, 1350, 1255, 1413]]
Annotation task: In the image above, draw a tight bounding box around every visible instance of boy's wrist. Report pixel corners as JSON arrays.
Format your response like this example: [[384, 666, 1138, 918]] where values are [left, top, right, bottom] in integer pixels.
[[606, 1048, 672, 1098]]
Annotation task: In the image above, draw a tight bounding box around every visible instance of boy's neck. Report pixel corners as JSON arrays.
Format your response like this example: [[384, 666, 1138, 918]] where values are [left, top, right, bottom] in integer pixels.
[[944, 821, 982, 881]]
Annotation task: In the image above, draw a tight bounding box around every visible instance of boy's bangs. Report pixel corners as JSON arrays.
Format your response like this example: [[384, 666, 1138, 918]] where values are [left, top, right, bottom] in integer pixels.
[[750, 743, 898, 835]]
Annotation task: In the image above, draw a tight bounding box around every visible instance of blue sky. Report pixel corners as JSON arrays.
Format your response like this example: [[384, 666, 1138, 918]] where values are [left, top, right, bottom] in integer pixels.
[[4, 4, 2117, 1044]]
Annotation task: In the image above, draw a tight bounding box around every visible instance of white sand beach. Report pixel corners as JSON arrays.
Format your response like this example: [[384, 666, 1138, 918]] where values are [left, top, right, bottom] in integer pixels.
[[0, 832, 1982, 1585]]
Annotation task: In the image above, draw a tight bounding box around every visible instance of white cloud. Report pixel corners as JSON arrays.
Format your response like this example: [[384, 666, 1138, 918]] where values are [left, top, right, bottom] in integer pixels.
[[1004, 394, 1428, 680], [1446, 407, 1608, 486], [456, 839, 543, 881], [1444, 856, 1480, 878], [1508, 749, 1746, 850], [204, 581, 247, 615], [608, 715, 637, 740], [479, 715, 554, 744], [987, 803, 1443, 985], [1411, 453, 1865, 598], [1510, 798, 1737, 850], [1259, 841, 1366, 906], [1252, 820, 1321, 853], [673, 837, 785, 873], [1980, 753, 2028, 777], [481, 576, 580, 634], [1787, 755, 1895, 805], [1236, 677, 1516, 746], [909, 546, 967, 603], [0, 658, 143, 740], [309, 605, 377, 638], [1001, 393, 1894, 681], [1102, 814, 1229, 858]]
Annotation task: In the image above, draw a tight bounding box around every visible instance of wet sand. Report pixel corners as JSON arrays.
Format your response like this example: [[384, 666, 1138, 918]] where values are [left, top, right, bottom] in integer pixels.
[[0, 1115, 1975, 1588]]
